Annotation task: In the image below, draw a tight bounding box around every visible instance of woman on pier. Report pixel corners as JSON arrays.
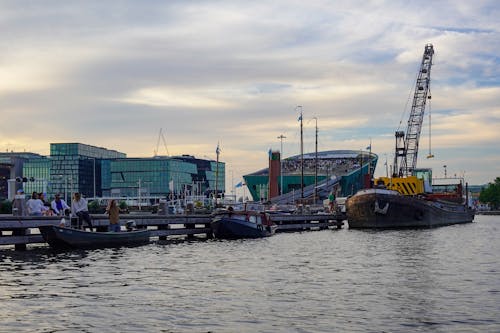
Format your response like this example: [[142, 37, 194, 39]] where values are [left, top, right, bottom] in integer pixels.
[[27, 192, 45, 216], [106, 199, 120, 232]]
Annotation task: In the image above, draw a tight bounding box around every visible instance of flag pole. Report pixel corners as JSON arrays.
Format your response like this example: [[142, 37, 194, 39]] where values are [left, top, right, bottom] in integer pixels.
[[215, 143, 220, 206]]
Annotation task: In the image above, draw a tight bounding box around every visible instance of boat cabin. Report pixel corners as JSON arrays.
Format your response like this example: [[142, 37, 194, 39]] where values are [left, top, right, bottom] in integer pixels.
[[217, 210, 273, 227], [373, 168, 466, 203]]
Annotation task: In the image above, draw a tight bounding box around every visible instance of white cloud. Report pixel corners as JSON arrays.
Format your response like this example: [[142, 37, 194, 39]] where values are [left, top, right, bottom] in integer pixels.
[[119, 87, 236, 108]]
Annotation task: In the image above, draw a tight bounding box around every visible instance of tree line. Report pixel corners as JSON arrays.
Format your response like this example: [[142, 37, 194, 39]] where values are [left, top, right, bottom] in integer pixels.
[[479, 177, 500, 210]]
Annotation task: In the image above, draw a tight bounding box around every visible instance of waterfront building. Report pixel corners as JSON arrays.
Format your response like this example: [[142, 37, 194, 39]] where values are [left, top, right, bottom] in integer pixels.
[[47, 143, 126, 202], [107, 155, 225, 199], [172, 155, 225, 197], [1, 143, 225, 203], [22, 157, 51, 196], [0, 152, 45, 199], [243, 150, 378, 202], [0, 162, 9, 199]]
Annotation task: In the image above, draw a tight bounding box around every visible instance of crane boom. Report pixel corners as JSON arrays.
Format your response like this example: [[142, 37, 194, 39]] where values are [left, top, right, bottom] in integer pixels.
[[394, 44, 434, 177]]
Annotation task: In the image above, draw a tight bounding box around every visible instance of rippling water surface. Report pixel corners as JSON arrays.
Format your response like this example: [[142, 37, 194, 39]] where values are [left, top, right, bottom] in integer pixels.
[[1, 215, 499, 332]]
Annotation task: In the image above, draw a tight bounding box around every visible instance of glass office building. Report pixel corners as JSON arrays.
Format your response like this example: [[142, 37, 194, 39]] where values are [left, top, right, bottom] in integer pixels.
[[8, 143, 225, 202], [0, 152, 45, 199], [108, 156, 225, 199], [173, 155, 225, 196], [0, 162, 11, 200], [48, 143, 126, 201], [22, 158, 51, 196]]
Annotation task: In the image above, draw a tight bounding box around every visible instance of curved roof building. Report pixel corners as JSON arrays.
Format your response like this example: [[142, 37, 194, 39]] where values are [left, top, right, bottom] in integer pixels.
[[243, 150, 377, 203]]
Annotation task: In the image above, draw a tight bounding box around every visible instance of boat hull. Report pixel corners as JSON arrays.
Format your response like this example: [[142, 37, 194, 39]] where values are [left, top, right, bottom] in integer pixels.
[[39, 226, 150, 249], [346, 189, 475, 228], [211, 217, 277, 239]]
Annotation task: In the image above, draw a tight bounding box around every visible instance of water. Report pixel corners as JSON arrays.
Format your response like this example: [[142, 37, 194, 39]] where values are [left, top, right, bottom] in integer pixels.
[[1, 215, 499, 332]]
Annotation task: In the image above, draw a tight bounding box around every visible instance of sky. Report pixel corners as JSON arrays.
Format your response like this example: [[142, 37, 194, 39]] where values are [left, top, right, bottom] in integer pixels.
[[1, 0, 499, 192]]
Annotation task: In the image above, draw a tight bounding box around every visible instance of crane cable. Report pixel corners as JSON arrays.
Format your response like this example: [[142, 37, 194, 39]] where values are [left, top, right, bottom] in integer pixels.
[[396, 69, 419, 132], [427, 88, 434, 159]]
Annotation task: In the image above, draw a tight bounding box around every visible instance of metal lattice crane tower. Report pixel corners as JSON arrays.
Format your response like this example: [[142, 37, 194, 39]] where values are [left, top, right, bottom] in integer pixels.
[[394, 44, 434, 177]]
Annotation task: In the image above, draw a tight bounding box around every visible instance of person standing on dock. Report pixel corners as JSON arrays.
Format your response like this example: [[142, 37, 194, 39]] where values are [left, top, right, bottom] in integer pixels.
[[12, 189, 28, 216], [71, 192, 94, 232], [106, 199, 120, 232], [328, 191, 336, 213]]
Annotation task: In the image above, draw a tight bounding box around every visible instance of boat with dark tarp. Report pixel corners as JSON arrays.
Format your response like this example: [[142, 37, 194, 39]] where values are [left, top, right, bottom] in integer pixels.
[[211, 210, 277, 239], [39, 225, 150, 249]]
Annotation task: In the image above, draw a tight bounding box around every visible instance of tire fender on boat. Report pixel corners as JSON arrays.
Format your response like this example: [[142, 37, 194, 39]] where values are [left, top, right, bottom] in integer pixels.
[[374, 201, 389, 215]]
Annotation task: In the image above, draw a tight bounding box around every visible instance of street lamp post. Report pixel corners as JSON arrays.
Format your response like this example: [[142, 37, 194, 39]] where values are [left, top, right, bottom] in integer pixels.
[[313, 117, 318, 203], [93, 158, 96, 199], [295, 105, 304, 199], [138, 179, 142, 211], [277, 134, 286, 196]]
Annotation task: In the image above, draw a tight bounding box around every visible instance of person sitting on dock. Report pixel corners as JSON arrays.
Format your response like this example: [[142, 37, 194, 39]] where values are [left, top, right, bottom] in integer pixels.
[[71, 192, 94, 232], [106, 199, 121, 232], [51, 193, 70, 216], [26, 191, 45, 216]]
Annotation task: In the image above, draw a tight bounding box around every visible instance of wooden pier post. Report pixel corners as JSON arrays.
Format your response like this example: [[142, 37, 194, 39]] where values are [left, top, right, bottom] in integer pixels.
[[12, 228, 30, 251], [205, 221, 213, 239], [158, 224, 170, 240], [185, 221, 196, 239]]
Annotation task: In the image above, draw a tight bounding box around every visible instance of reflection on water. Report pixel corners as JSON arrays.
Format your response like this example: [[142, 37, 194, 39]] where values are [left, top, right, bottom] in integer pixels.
[[0, 216, 499, 332]]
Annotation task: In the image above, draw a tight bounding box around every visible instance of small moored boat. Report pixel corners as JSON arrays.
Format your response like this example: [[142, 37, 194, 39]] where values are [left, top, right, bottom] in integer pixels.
[[211, 210, 277, 239], [39, 225, 150, 249]]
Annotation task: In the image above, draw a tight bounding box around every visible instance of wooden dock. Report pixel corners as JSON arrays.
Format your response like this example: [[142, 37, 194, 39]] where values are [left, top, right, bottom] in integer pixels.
[[270, 213, 344, 231], [0, 213, 343, 250]]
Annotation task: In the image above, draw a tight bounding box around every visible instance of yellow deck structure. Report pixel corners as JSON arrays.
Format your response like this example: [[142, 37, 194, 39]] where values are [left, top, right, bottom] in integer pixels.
[[375, 176, 425, 196]]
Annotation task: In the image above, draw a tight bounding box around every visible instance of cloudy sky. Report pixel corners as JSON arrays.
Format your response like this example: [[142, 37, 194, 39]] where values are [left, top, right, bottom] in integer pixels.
[[1, 0, 499, 189]]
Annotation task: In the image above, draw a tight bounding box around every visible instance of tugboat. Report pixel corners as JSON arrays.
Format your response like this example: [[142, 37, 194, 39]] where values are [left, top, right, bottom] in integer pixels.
[[346, 44, 475, 228]]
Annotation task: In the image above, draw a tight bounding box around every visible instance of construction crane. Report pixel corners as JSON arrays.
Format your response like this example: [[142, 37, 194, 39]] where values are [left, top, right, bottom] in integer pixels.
[[393, 43, 434, 177]]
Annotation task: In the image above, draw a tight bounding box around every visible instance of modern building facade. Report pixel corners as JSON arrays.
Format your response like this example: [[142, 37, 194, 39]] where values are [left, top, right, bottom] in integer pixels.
[[3, 143, 225, 203], [243, 150, 378, 202], [22, 158, 51, 196], [47, 143, 127, 202], [0, 152, 45, 199], [107, 155, 225, 199], [0, 162, 9, 199]]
